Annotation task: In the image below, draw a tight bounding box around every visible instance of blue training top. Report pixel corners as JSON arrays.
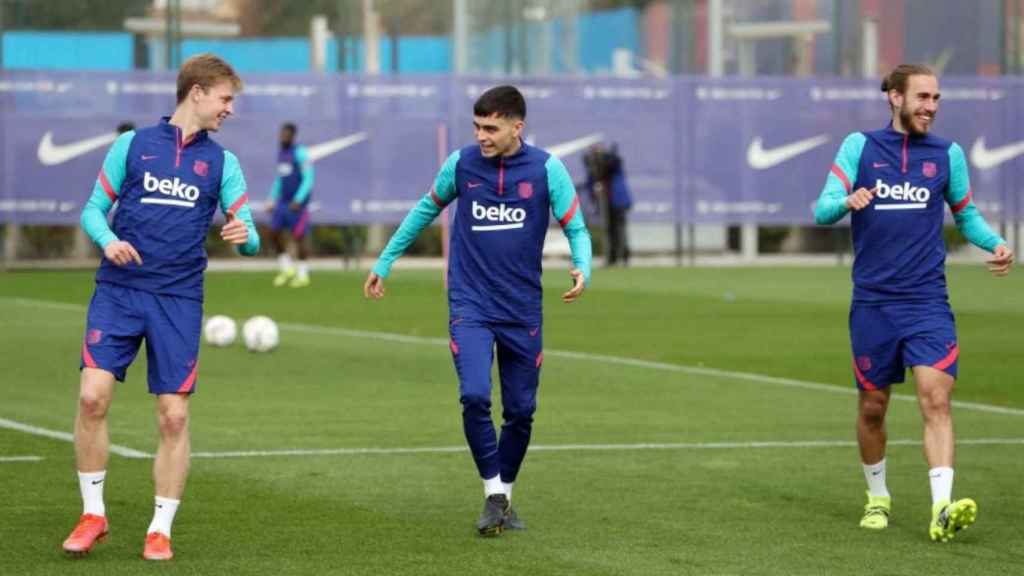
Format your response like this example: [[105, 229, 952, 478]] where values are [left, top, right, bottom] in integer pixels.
[[269, 144, 314, 206], [815, 123, 1004, 303], [81, 117, 260, 301], [373, 141, 593, 325]]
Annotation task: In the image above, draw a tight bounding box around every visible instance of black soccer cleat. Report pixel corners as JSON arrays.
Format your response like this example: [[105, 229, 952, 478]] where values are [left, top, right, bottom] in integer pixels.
[[476, 493, 509, 537]]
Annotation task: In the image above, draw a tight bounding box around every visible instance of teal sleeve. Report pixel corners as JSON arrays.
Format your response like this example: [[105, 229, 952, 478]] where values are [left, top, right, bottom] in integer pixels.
[[292, 145, 315, 204], [268, 176, 281, 203], [372, 150, 460, 278], [814, 132, 866, 225], [80, 131, 134, 249], [220, 150, 261, 256], [546, 155, 592, 286], [946, 143, 1005, 252]]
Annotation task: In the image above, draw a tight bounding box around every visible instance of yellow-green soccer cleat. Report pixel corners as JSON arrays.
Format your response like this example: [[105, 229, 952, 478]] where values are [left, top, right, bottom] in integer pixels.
[[273, 269, 295, 287], [288, 275, 310, 288], [929, 498, 978, 542], [859, 492, 891, 530]]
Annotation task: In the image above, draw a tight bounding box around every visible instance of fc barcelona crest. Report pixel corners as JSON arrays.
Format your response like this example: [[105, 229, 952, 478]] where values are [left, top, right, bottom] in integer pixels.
[[518, 181, 533, 199], [922, 161, 936, 178], [193, 160, 209, 177]]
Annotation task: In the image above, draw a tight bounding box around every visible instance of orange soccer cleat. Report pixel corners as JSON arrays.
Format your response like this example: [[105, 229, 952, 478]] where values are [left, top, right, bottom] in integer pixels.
[[142, 532, 173, 561], [62, 514, 108, 555]]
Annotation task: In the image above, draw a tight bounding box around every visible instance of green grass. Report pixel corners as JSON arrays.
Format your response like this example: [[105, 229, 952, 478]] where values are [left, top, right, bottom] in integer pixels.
[[1, 265, 1022, 574]]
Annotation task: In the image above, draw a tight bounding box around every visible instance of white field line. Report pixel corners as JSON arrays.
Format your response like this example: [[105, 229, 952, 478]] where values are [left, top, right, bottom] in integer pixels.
[[0, 417, 150, 459], [5, 296, 1024, 417], [0, 456, 43, 462], [190, 437, 1024, 459]]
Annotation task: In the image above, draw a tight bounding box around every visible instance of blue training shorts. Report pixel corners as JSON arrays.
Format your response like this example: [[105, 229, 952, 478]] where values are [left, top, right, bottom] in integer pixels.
[[849, 301, 959, 390], [271, 203, 310, 239], [80, 282, 201, 395]]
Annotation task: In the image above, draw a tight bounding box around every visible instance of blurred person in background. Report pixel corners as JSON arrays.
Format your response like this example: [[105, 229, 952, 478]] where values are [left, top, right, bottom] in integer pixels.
[[264, 122, 314, 287], [815, 63, 1013, 542], [583, 143, 632, 266], [64, 54, 259, 562]]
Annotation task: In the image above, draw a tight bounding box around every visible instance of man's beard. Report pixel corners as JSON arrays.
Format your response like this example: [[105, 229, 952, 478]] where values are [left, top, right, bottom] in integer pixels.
[[899, 106, 932, 136]]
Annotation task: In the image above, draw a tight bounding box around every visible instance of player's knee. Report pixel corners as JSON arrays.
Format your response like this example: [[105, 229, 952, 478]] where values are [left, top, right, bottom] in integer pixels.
[[502, 401, 536, 424], [78, 391, 111, 420], [157, 406, 190, 436], [859, 398, 888, 427], [460, 392, 491, 413], [920, 390, 952, 420]]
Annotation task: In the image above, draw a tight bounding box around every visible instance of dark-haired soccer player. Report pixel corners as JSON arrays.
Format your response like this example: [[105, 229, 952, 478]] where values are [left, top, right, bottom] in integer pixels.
[[265, 122, 315, 287], [815, 64, 1012, 541], [364, 85, 592, 536]]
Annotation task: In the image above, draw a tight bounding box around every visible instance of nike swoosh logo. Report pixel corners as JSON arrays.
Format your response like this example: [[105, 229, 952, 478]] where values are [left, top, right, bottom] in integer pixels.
[[872, 162, 889, 168], [305, 132, 369, 162], [91, 479, 104, 485], [547, 133, 605, 159], [970, 137, 1024, 170], [37, 131, 119, 166], [467, 182, 482, 188], [142, 155, 157, 160], [747, 135, 830, 170]]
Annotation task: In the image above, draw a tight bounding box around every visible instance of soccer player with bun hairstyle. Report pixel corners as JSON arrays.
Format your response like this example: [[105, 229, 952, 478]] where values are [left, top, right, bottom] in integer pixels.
[[815, 64, 1013, 541], [62, 53, 259, 561], [365, 85, 592, 536]]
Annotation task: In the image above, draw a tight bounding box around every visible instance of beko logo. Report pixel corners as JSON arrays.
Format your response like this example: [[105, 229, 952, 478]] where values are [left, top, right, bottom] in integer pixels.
[[471, 200, 525, 232]]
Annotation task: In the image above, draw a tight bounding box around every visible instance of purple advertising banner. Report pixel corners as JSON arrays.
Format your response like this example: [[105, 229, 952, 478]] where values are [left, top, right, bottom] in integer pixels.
[[1, 71, 1021, 225]]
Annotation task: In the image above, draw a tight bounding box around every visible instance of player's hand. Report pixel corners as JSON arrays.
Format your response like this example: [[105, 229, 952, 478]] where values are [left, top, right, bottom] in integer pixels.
[[364, 272, 386, 299], [220, 211, 249, 245], [289, 202, 301, 212], [263, 201, 274, 213], [103, 240, 142, 267], [846, 186, 876, 211], [987, 244, 1014, 277], [561, 269, 585, 303]]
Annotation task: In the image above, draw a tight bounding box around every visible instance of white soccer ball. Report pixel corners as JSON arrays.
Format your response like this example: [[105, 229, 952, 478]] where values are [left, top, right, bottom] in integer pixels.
[[203, 315, 237, 347], [242, 316, 279, 353]]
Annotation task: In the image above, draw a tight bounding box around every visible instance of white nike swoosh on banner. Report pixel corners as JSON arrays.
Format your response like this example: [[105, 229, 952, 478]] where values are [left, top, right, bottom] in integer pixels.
[[305, 132, 369, 162], [547, 133, 605, 159], [970, 137, 1024, 170], [746, 135, 830, 170], [37, 131, 119, 166]]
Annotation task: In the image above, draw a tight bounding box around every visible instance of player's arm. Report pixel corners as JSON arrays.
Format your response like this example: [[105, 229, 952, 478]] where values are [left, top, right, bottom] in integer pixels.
[[547, 155, 592, 303], [81, 131, 142, 266], [266, 176, 281, 210], [946, 143, 1012, 275], [365, 151, 460, 298], [219, 150, 261, 256], [290, 145, 315, 205], [814, 132, 867, 225]]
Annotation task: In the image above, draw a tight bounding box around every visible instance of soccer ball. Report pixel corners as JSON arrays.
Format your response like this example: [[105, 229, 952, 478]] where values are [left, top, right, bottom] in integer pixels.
[[242, 316, 279, 353], [203, 315, 237, 347]]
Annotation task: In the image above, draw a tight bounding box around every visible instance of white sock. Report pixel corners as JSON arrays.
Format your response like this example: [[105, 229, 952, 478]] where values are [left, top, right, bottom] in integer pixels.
[[502, 481, 514, 502], [146, 496, 180, 537], [483, 475, 503, 497], [78, 471, 106, 516], [277, 253, 293, 272], [862, 459, 890, 498], [929, 467, 954, 505], [297, 261, 309, 280]]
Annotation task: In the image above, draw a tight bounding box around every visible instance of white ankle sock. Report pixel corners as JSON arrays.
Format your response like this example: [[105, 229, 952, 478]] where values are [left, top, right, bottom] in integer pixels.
[[78, 470, 106, 516], [502, 481, 514, 502], [483, 475, 503, 497], [862, 459, 890, 498], [297, 262, 309, 280], [929, 467, 954, 504], [278, 253, 293, 272], [146, 497, 180, 537]]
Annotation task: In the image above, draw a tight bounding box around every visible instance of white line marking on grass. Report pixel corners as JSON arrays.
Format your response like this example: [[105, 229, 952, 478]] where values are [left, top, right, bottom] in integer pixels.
[[0, 456, 43, 462], [190, 437, 1024, 459], [276, 321, 1024, 418], [0, 417, 150, 459], [5, 298, 1024, 418]]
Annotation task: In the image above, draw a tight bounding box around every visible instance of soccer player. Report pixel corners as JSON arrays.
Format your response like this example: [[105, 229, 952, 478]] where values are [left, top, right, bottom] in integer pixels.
[[62, 53, 259, 560], [815, 64, 1013, 541], [265, 122, 315, 287], [363, 85, 592, 536]]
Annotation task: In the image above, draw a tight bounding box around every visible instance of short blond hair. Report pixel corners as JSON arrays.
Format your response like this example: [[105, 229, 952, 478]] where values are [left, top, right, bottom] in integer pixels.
[[176, 53, 243, 104]]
